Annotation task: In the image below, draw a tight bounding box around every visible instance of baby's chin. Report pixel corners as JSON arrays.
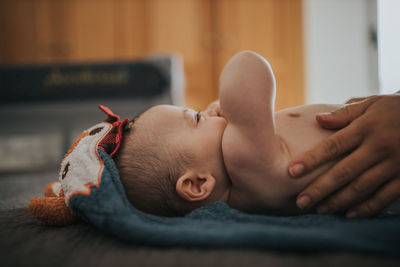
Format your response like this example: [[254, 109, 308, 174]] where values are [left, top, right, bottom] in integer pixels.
[[220, 117, 228, 132]]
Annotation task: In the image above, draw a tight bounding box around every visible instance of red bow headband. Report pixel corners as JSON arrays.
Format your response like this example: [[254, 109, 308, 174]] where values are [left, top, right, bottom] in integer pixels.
[[97, 105, 129, 157]]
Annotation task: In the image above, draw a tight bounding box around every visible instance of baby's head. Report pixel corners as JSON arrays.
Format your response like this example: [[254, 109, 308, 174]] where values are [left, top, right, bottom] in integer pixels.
[[114, 105, 230, 216]]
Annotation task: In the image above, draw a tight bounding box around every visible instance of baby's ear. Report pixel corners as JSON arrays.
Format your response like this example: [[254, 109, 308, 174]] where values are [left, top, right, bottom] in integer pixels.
[[175, 171, 216, 202]]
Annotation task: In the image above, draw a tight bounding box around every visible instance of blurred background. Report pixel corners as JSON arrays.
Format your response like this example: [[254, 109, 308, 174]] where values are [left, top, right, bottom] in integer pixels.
[[0, 0, 399, 175]]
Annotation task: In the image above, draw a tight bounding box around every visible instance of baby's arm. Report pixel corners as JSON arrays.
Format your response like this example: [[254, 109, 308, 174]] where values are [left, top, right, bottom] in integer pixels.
[[219, 51, 281, 158]]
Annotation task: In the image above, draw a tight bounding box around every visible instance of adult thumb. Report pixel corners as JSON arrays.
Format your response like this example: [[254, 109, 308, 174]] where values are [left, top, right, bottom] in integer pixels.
[[316, 97, 379, 129]]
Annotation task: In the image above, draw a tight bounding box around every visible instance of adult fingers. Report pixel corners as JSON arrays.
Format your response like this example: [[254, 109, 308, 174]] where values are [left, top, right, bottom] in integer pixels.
[[346, 177, 400, 218], [345, 97, 366, 104], [289, 122, 362, 177], [316, 97, 380, 130], [288, 97, 381, 177], [295, 141, 378, 210], [316, 158, 395, 214]]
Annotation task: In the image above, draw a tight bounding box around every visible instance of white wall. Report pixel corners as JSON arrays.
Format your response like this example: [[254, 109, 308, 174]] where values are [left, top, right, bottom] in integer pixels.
[[304, 0, 379, 104], [378, 0, 400, 94]]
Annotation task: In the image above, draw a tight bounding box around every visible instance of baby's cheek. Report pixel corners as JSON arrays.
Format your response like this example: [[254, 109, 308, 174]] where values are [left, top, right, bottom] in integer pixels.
[[206, 129, 223, 150]]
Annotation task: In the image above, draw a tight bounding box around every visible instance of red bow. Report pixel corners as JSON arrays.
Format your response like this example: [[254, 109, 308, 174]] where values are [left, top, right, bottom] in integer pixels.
[[98, 105, 129, 157]]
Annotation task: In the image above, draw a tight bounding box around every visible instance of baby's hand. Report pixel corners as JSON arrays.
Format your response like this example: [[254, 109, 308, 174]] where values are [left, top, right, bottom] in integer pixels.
[[206, 100, 224, 117]]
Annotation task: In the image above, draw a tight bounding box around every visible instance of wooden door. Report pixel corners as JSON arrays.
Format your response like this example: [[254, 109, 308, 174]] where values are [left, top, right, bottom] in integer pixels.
[[144, 0, 215, 110], [0, 1, 37, 63], [0, 0, 146, 63], [213, 0, 304, 110], [0, 0, 304, 110]]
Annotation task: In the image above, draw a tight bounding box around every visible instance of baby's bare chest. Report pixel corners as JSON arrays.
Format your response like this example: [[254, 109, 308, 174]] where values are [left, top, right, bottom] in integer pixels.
[[275, 104, 341, 160], [224, 104, 342, 212]]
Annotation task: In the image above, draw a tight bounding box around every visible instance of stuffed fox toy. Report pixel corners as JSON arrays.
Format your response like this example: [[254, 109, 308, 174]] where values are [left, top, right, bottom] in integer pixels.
[[29, 105, 129, 226]]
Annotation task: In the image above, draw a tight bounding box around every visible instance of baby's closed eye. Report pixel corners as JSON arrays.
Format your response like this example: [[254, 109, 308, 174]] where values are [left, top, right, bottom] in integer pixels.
[[196, 111, 201, 123]]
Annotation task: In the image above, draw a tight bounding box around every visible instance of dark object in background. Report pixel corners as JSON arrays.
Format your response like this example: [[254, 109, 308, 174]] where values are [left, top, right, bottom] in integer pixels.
[[0, 61, 167, 104], [0, 55, 184, 173]]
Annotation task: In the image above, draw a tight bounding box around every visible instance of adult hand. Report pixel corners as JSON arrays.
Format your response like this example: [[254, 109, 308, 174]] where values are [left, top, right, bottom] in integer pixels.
[[288, 93, 400, 218], [345, 90, 400, 104]]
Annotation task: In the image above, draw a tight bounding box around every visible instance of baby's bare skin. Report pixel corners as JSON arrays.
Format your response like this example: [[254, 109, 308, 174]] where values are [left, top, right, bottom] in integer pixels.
[[274, 104, 341, 214], [219, 51, 343, 215]]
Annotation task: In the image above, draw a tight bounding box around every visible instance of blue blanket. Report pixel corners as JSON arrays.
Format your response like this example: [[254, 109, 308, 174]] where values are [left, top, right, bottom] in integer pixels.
[[70, 150, 400, 256]]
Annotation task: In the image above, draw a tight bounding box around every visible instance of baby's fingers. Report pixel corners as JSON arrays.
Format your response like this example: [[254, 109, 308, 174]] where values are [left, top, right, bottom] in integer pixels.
[[346, 177, 400, 218]]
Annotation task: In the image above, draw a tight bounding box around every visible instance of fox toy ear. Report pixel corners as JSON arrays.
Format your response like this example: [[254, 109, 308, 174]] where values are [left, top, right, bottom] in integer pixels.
[[29, 182, 78, 226]]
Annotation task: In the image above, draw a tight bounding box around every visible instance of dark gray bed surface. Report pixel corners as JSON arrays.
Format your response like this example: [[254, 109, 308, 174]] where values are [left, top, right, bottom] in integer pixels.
[[1, 172, 399, 267]]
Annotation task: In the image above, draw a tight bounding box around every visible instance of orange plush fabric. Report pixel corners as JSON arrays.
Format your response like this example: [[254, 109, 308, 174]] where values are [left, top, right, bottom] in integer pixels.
[[43, 182, 59, 197], [29, 183, 78, 226]]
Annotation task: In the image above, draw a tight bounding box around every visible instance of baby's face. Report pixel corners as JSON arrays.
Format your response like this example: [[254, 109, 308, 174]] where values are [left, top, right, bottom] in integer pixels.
[[136, 105, 228, 178]]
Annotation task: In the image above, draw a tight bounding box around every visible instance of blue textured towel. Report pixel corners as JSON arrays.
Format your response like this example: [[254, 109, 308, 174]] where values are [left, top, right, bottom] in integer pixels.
[[70, 150, 400, 256]]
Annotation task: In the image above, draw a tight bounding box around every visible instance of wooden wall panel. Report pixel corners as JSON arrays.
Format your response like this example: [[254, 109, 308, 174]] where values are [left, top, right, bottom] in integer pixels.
[[144, 0, 214, 110], [0, 0, 304, 109], [0, 0, 147, 63], [72, 0, 115, 61], [0, 1, 37, 63], [34, 0, 78, 62], [214, 0, 304, 110], [113, 0, 147, 59]]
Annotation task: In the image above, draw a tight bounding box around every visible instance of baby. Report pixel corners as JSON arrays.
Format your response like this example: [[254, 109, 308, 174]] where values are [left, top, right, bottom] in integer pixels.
[[114, 51, 342, 217]]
